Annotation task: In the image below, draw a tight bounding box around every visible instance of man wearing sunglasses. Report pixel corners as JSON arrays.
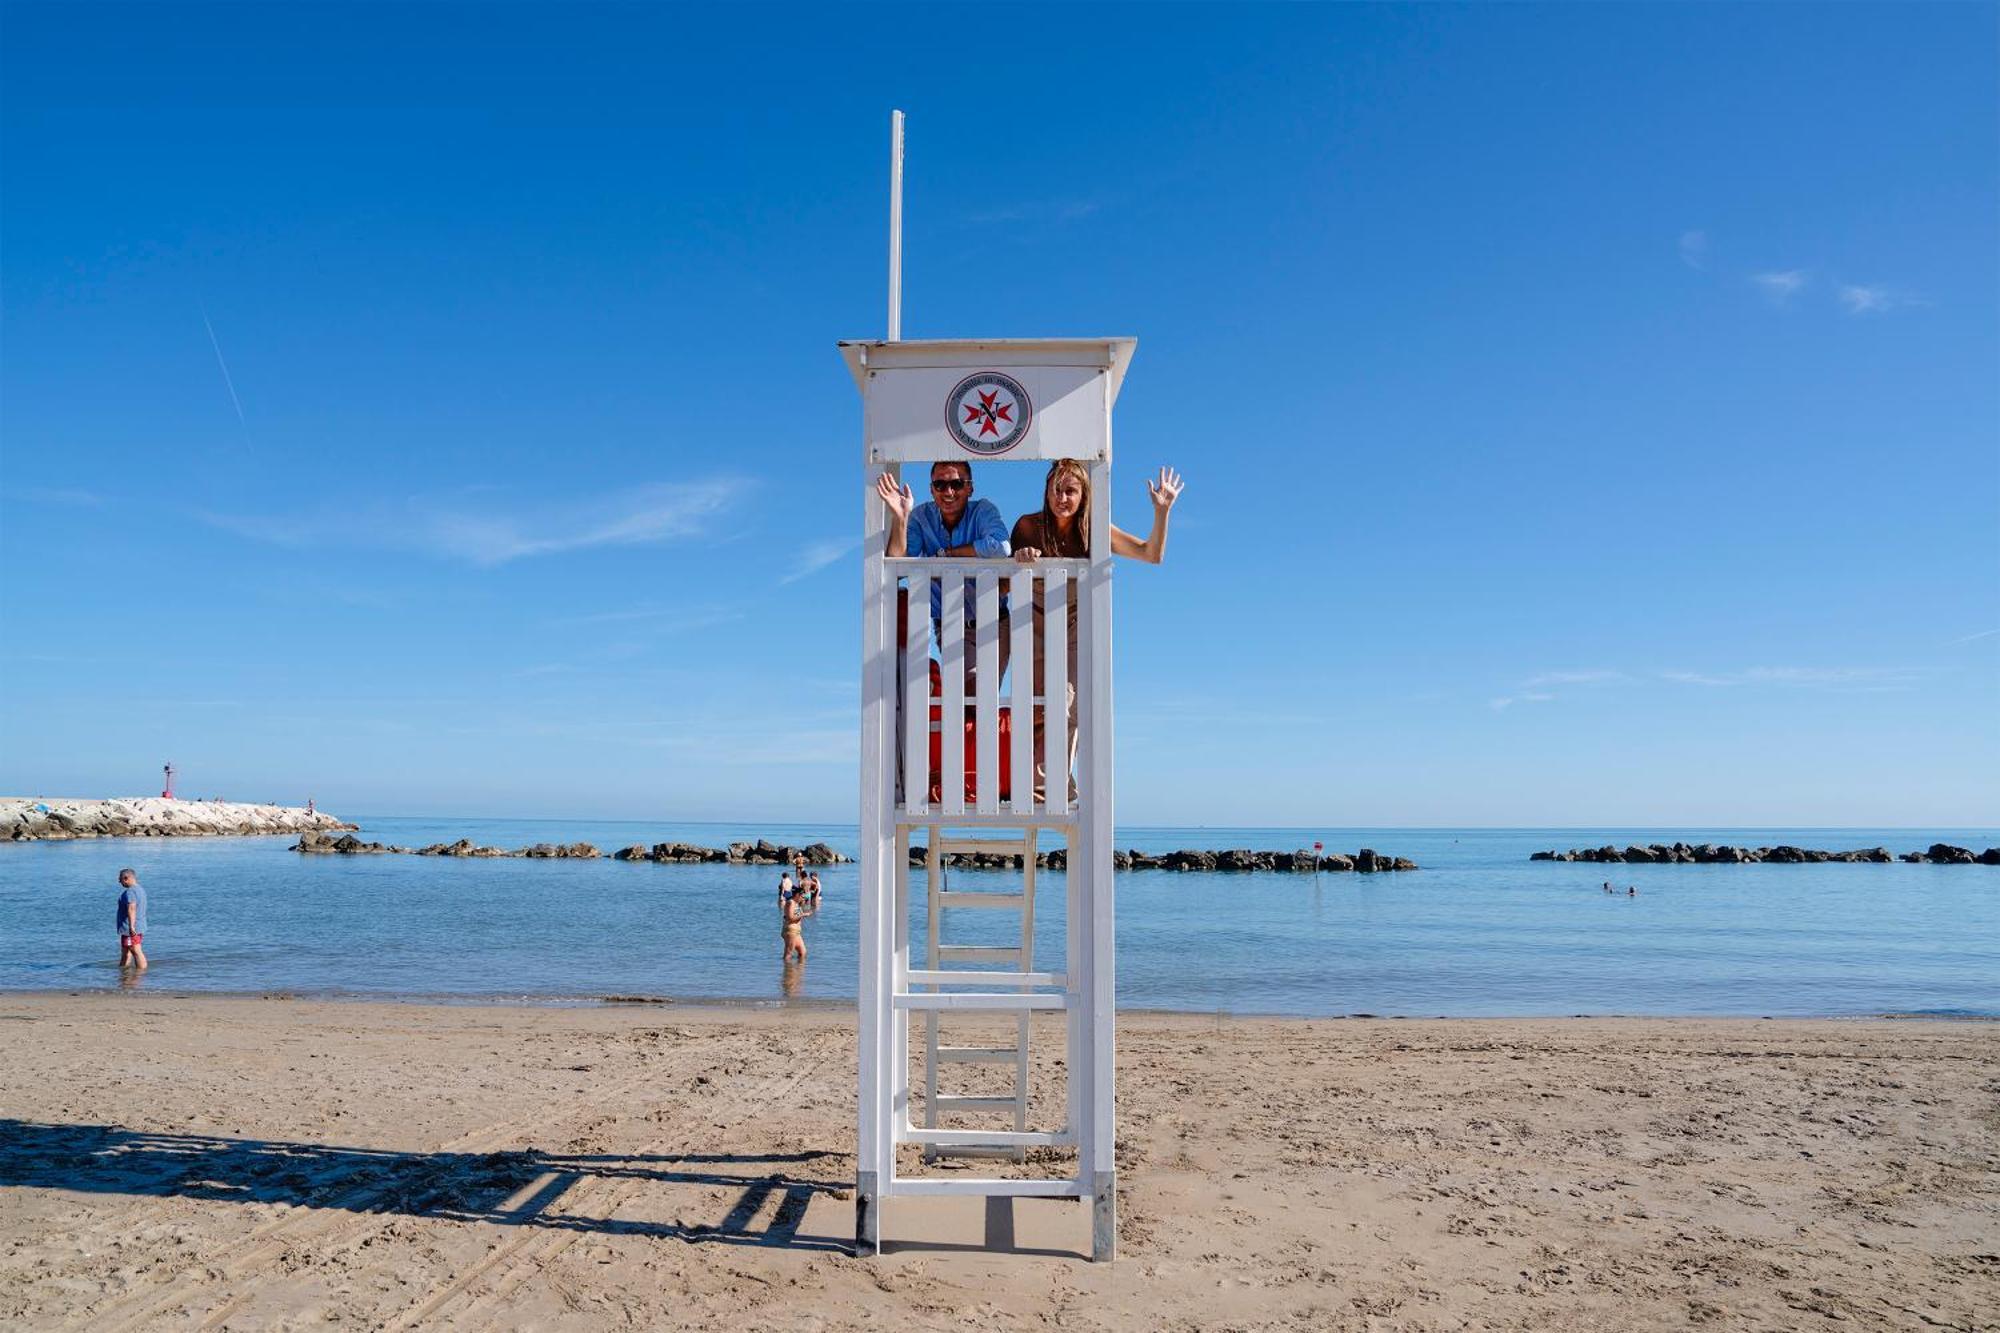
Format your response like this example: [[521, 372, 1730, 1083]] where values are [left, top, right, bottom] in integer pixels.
[[874, 460, 1012, 683]]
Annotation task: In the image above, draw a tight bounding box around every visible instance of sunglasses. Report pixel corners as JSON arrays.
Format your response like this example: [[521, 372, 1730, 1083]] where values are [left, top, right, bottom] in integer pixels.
[[930, 478, 968, 493]]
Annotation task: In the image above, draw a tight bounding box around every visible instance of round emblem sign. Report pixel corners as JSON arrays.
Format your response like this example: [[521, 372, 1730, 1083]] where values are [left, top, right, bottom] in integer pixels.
[[945, 371, 1032, 455]]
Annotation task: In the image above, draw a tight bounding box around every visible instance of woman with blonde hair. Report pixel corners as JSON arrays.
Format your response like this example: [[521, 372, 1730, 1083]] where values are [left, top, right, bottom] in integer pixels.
[[1009, 463, 1184, 800]]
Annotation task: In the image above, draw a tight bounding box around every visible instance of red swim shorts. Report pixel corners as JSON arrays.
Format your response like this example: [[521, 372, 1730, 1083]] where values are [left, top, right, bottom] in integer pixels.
[[121, 933, 143, 948]]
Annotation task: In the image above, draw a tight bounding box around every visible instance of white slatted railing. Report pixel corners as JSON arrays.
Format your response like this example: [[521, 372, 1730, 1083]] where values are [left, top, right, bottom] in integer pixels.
[[893, 558, 1086, 823]]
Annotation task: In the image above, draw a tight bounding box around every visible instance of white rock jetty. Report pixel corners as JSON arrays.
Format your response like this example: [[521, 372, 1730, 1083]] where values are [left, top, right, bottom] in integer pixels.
[[3, 797, 355, 842]]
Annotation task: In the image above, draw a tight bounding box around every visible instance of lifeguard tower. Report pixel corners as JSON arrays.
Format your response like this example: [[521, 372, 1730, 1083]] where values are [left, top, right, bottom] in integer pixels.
[[844, 112, 1128, 1263]]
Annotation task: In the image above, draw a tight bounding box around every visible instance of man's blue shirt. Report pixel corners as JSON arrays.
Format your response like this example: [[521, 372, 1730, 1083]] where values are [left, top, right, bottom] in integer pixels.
[[905, 498, 1010, 635], [116, 884, 147, 934], [906, 498, 1009, 560]]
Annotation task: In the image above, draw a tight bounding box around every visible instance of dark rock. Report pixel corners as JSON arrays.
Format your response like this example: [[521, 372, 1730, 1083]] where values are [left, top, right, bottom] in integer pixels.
[[1355, 848, 1381, 873], [1530, 850, 1556, 861], [1979, 848, 2000, 865], [1927, 843, 1976, 864], [614, 845, 649, 861], [1319, 853, 1355, 872]]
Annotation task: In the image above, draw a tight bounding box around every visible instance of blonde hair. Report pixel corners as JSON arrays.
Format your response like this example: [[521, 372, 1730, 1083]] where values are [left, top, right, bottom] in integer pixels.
[[1037, 460, 1092, 556]]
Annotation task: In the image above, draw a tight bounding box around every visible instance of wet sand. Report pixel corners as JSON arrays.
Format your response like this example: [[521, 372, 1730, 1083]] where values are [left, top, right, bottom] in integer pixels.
[[0, 993, 1993, 1330]]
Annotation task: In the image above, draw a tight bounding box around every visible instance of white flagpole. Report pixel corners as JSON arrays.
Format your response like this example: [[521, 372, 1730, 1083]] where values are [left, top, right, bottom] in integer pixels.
[[888, 109, 904, 342]]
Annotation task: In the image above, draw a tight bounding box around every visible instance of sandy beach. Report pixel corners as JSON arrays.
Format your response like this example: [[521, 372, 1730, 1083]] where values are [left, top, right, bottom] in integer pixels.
[[0, 994, 1993, 1331]]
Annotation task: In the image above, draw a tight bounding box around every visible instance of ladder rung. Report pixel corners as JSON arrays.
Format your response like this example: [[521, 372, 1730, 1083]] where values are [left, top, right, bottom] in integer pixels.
[[936, 1045, 1020, 1063], [906, 969, 1063, 988], [931, 1095, 1021, 1111], [934, 892, 1025, 909], [904, 1128, 1073, 1148], [922, 1144, 1026, 1161], [894, 992, 1067, 1011], [937, 946, 1022, 963], [888, 1177, 1085, 1198]]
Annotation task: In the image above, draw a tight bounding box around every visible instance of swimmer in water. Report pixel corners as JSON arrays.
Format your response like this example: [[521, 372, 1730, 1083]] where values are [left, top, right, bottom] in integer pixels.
[[781, 886, 808, 963]]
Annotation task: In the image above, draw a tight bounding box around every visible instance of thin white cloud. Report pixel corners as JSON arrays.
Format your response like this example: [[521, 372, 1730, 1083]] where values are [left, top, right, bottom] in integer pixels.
[[1678, 230, 1708, 270], [199, 478, 749, 567], [1523, 669, 1626, 688], [1491, 668, 1624, 711], [4, 486, 106, 506], [1662, 666, 1922, 690], [1941, 627, 1999, 647], [1837, 283, 1924, 315], [1751, 270, 1807, 303], [200, 306, 249, 433], [1489, 692, 1555, 711], [780, 537, 859, 585], [544, 604, 744, 630]]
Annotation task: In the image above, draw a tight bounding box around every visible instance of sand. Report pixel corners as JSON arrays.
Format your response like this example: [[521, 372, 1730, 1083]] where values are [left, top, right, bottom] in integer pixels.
[[0, 994, 1993, 1331]]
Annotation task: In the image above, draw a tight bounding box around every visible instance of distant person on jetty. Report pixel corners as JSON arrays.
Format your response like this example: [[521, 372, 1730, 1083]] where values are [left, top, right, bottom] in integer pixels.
[[875, 460, 1013, 685], [115, 868, 147, 971], [1009, 461, 1185, 799]]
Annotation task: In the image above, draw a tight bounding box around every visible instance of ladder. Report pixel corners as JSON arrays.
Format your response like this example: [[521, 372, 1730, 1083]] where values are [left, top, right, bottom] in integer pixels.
[[920, 829, 1037, 1163]]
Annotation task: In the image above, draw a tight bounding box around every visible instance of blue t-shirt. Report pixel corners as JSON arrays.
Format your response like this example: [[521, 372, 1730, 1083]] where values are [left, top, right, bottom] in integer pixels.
[[906, 498, 1011, 631], [116, 884, 147, 934]]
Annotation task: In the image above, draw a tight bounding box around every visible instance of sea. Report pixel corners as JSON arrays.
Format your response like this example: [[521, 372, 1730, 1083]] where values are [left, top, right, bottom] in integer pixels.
[[1, 819, 1995, 1018]]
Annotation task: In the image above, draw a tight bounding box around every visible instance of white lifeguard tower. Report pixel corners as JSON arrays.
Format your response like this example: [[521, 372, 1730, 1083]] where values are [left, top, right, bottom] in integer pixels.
[[844, 113, 1127, 1262]]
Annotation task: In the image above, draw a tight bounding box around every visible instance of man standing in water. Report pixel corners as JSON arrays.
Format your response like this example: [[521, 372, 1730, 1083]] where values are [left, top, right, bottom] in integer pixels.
[[115, 868, 147, 971]]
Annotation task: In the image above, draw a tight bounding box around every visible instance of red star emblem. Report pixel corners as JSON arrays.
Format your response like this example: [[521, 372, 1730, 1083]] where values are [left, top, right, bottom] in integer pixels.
[[962, 388, 1014, 438]]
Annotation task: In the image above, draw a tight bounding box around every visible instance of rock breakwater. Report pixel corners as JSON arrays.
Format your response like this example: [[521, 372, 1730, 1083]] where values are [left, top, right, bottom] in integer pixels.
[[1531, 841, 2000, 865], [290, 832, 1413, 873], [294, 832, 850, 864], [5, 797, 354, 842], [911, 846, 1418, 872]]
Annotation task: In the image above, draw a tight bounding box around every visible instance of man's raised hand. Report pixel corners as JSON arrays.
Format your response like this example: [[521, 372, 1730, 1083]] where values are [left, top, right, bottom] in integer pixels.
[[1147, 466, 1184, 510], [874, 472, 914, 521]]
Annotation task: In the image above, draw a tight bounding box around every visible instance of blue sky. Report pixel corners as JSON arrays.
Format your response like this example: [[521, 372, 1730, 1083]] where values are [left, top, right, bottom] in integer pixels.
[[2, 2, 1994, 826]]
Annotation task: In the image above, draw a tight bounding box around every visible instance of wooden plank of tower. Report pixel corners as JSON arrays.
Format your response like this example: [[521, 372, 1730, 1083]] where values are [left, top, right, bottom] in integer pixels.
[[1084, 457, 1117, 1261]]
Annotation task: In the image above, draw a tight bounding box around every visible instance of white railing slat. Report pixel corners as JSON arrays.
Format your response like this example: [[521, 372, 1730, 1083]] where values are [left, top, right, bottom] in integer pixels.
[[1009, 569, 1034, 816], [975, 570, 1000, 814], [1043, 569, 1068, 815], [902, 571, 930, 816], [940, 575, 966, 817]]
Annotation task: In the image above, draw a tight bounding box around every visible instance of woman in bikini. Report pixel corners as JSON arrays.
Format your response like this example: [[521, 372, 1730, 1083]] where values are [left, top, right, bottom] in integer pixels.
[[1010, 462, 1184, 800], [781, 883, 808, 963]]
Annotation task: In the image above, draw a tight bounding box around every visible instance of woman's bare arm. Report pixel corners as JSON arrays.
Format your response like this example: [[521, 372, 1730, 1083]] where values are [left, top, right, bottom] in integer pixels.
[[1108, 467, 1184, 563]]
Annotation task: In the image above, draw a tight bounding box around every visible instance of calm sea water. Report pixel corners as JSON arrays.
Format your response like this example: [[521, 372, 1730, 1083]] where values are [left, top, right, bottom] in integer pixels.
[[1, 819, 1994, 1017]]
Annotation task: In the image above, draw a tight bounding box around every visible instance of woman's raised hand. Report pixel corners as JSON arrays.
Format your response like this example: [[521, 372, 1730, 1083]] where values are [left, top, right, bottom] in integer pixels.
[[1147, 466, 1184, 510], [1013, 546, 1042, 563], [874, 472, 914, 521]]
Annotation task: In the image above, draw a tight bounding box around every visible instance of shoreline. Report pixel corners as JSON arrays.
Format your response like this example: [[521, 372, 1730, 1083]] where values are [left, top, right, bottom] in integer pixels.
[[4, 983, 1993, 1022], [3, 993, 1993, 1328]]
